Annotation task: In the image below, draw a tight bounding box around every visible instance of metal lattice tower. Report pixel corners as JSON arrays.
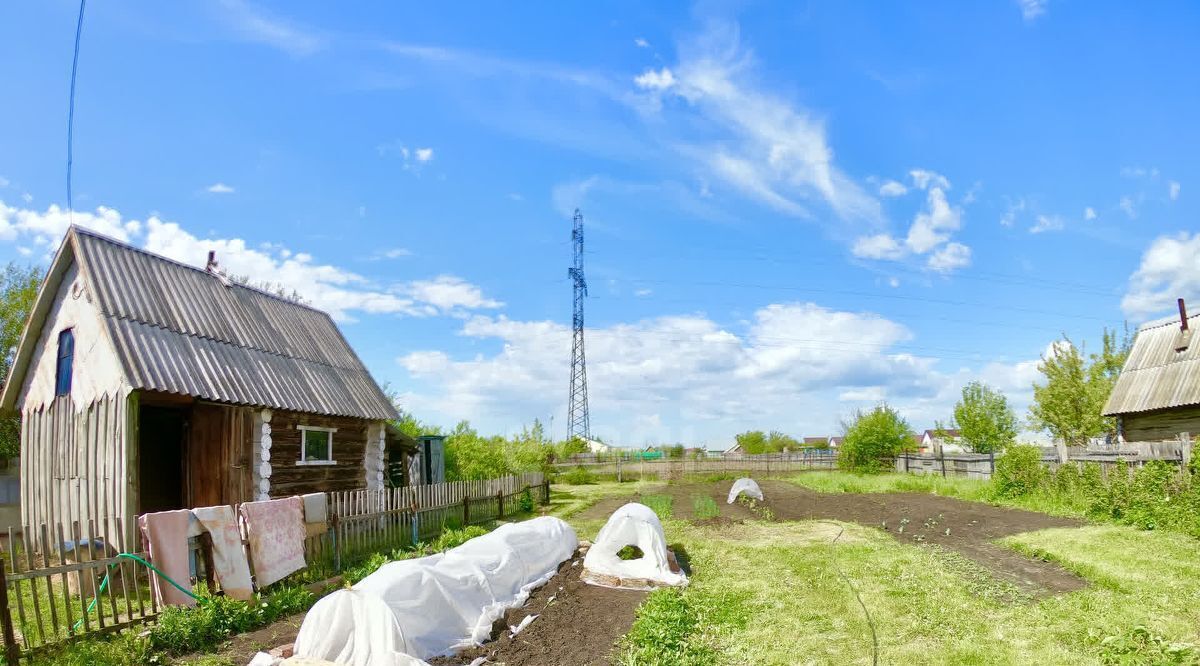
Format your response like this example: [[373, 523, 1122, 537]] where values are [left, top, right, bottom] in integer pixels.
[[567, 208, 591, 443]]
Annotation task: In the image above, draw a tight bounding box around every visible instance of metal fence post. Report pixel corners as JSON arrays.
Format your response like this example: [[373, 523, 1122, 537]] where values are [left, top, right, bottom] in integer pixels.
[[331, 514, 341, 573], [497, 491, 504, 519], [940, 449, 946, 478], [462, 493, 471, 526]]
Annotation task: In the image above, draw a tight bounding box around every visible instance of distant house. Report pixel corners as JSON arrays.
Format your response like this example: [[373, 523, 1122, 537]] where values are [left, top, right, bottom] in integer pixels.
[[724, 442, 744, 455], [1103, 300, 1200, 442], [0, 227, 403, 542], [802, 436, 830, 449], [919, 429, 965, 454], [584, 437, 611, 454], [827, 436, 843, 449]]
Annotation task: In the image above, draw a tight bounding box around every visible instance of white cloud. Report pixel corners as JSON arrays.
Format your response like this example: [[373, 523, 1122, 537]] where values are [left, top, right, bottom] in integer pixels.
[[21, 193, 32, 204], [506, 193, 523, 202], [634, 67, 676, 91], [0, 199, 500, 323], [909, 169, 950, 191], [1119, 195, 1137, 219], [927, 242, 971, 273], [216, 0, 325, 56], [1121, 232, 1200, 318], [634, 38, 650, 48], [1120, 166, 1159, 179], [0, 177, 8, 188], [1169, 180, 1181, 201], [0, 200, 141, 245], [636, 23, 881, 227], [206, 183, 235, 194], [905, 186, 961, 254], [852, 233, 905, 260], [1030, 214, 1064, 234], [1000, 197, 1026, 227], [878, 180, 908, 197], [378, 141, 436, 170], [371, 247, 412, 260], [1084, 207, 1097, 220], [888, 277, 900, 288], [396, 275, 503, 312], [1017, 0, 1047, 20], [634, 288, 653, 297]]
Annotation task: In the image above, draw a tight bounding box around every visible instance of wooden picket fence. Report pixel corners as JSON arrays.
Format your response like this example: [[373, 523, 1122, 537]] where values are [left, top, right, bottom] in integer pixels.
[[551, 451, 838, 481], [0, 472, 548, 661]]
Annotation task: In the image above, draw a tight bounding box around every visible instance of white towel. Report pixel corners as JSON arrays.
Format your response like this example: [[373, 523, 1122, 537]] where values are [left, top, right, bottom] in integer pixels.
[[301, 493, 327, 524], [192, 505, 254, 601], [240, 497, 307, 588]]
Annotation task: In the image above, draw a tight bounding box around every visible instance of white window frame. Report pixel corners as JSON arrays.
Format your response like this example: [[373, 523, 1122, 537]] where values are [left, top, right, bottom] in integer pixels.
[[297, 426, 338, 466]]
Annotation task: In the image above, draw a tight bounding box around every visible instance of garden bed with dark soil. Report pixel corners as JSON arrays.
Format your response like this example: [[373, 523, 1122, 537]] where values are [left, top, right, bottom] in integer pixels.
[[755, 479, 1087, 596], [428, 552, 646, 666]]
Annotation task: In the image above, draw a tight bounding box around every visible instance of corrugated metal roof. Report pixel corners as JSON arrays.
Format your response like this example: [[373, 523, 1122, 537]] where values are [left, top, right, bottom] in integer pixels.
[[72, 227, 397, 420], [1103, 311, 1200, 416]]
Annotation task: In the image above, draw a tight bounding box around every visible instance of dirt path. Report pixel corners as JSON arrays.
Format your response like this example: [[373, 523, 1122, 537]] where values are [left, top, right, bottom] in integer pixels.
[[429, 552, 646, 666], [757, 479, 1086, 596]]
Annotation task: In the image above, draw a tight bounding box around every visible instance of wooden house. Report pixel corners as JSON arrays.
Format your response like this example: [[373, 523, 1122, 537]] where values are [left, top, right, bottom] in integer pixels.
[[0, 227, 402, 541], [1103, 299, 1200, 442]]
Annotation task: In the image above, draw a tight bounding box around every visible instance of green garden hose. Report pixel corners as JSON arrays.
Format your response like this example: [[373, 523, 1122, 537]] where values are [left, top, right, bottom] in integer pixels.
[[72, 553, 200, 632]]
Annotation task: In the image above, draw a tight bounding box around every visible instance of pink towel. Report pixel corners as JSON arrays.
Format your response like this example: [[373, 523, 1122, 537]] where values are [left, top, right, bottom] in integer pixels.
[[240, 497, 306, 588], [192, 505, 254, 601], [138, 510, 196, 607]]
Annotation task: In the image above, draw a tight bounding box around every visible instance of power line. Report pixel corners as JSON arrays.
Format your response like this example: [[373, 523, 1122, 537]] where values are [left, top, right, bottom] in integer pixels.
[[66, 0, 87, 222]]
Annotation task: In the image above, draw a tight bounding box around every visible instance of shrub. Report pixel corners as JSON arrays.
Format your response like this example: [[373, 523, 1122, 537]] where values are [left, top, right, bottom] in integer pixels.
[[838, 404, 913, 473], [992, 444, 1044, 498], [1097, 625, 1199, 665], [519, 487, 535, 513], [562, 466, 597, 485]]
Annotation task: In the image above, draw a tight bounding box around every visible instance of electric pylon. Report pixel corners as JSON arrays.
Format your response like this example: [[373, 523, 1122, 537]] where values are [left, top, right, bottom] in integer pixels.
[[567, 208, 591, 444]]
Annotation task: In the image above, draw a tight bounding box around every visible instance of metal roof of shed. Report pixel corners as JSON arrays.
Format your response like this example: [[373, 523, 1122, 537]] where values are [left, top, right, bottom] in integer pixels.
[[2, 227, 397, 420], [1102, 311, 1200, 416]]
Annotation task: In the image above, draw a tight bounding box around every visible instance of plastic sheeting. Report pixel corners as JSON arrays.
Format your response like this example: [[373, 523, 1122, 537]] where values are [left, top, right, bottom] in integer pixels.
[[581, 503, 687, 590], [727, 478, 764, 504], [290, 516, 578, 666]]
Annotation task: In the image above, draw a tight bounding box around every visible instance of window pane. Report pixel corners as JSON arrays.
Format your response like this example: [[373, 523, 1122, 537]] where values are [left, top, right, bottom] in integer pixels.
[[55, 330, 74, 396], [304, 430, 331, 461]]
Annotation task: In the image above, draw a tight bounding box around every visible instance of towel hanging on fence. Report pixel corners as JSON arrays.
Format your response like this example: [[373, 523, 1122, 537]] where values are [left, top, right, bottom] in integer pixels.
[[240, 496, 307, 588], [138, 509, 196, 608], [192, 505, 254, 601], [301, 492, 327, 524]]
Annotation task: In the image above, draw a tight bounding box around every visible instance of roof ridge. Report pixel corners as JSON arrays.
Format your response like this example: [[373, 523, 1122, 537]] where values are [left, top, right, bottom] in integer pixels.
[[70, 224, 330, 316]]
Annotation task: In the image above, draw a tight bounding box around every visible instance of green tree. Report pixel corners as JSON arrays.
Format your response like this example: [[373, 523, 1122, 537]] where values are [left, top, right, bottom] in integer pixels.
[[765, 430, 801, 452], [838, 403, 913, 473], [953, 381, 1018, 453], [1028, 329, 1130, 446], [0, 263, 42, 459], [735, 430, 767, 454]]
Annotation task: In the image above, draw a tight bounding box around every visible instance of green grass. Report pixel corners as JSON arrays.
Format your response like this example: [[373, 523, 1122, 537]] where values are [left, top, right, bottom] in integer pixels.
[[692, 495, 719, 520], [640, 495, 673, 521], [613, 515, 1200, 665]]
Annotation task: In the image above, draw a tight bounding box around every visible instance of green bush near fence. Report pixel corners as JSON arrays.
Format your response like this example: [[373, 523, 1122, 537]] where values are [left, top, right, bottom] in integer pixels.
[[562, 466, 598, 485], [996, 455, 1200, 539], [992, 444, 1045, 498]]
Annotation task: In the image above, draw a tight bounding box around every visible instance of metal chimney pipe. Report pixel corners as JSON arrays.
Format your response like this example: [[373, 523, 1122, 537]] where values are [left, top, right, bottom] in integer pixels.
[[1181, 298, 1189, 331], [206, 250, 216, 272]]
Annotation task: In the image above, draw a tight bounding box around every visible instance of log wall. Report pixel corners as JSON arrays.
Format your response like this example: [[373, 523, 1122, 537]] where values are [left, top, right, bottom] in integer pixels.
[[266, 410, 374, 496]]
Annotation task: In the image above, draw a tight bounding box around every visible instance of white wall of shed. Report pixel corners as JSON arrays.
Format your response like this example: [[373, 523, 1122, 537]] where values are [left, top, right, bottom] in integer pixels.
[[17, 264, 127, 412]]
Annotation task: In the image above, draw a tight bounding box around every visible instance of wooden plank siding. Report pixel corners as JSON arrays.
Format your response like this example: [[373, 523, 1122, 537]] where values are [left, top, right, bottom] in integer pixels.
[[267, 410, 371, 497], [19, 393, 129, 544], [1120, 406, 1200, 443]]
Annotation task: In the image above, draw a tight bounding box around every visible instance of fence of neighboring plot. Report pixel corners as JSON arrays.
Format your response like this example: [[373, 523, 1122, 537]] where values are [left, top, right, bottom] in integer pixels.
[[896, 435, 1194, 481], [0, 472, 548, 661], [552, 451, 838, 481]]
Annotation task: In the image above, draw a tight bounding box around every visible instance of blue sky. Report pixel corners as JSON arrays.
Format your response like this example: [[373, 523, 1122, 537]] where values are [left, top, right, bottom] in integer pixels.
[[1, 0, 1197, 446]]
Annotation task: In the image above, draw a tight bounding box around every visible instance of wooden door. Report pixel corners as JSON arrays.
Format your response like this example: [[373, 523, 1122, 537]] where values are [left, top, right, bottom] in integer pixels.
[[186, 404, 252, 507]]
